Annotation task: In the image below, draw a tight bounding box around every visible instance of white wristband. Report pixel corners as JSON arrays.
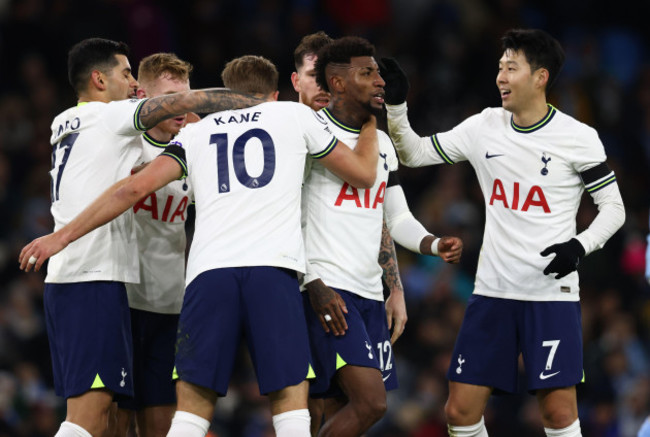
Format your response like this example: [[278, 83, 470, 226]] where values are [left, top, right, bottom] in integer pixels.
[[430, 237, 441, 256]]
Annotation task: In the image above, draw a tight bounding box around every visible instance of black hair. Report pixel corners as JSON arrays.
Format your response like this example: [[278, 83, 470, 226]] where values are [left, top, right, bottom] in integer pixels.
[[501, 29, 565, 93], [314, 36, 375, 92], [67, 38, 130, 95]]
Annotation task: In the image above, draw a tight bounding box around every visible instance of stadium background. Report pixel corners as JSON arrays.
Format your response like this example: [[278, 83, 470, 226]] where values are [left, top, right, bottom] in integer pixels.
[[1, 0, 649, 435]]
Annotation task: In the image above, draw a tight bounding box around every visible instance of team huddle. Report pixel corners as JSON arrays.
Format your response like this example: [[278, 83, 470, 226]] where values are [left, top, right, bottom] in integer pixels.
[[19, 28, 624, 437]]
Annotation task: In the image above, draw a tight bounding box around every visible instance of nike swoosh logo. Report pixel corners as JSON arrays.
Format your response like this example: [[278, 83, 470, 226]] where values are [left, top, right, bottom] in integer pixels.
[[382, 373, 391, 382], [539, 370, 560, 380], [485, 152, 504, 159]]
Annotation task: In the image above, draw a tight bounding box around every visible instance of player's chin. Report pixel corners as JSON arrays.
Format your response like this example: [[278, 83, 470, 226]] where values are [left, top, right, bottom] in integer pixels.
[[369, 104, 384, 117]]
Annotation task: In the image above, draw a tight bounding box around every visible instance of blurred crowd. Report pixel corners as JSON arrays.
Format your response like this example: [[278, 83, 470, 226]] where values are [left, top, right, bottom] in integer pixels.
[[1, 0, 650, 436]]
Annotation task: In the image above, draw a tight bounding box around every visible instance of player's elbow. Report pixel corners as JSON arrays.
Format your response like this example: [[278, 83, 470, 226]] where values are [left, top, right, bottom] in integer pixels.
[[115, 181, 149, 204]]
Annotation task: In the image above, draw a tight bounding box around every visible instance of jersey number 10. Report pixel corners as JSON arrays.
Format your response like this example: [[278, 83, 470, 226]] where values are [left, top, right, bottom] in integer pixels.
[[210, 128, 276, 193]]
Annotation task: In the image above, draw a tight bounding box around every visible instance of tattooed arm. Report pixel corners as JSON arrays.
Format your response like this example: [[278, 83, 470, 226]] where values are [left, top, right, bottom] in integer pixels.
[[138, 88, 264, 130], [380, 220, 407, 344]]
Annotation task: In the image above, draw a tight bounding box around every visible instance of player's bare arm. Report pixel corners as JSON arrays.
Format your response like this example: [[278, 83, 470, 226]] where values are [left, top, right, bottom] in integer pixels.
[[138, 88, 264, 130], [319, 115, 378, 188], [379, 221, 407, 344], [19, 156, 182, 272], [305, 278, 348, 336]]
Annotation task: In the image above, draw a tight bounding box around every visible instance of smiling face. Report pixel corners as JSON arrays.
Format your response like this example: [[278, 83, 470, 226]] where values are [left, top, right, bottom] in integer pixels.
[[496, 49, 546, 115], [341, 56, 385, 116], [103, 54, 139, 101], [292, 54, 330, 111], [138, 73, 190, 136]]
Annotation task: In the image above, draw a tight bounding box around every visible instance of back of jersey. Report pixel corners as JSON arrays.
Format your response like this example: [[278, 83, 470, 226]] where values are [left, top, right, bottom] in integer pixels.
[[47, 99, 145, 284], [174, 101, 337, 285]]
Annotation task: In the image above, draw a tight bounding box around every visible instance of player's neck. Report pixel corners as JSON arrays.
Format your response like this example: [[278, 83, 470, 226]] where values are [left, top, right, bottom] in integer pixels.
[[512, 99, 549, 127], [78, 90, 111, 104], [146, 125, 174, 143], [327, 98, 369, 129]]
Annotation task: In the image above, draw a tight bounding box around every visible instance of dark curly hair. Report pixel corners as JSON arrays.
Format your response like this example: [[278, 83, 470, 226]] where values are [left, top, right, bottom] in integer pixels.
[[314, 36, 375, 92]]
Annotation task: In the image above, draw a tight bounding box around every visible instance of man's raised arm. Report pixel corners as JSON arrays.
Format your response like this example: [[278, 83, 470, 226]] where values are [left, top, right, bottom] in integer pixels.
[[138, 88, 264, 130]]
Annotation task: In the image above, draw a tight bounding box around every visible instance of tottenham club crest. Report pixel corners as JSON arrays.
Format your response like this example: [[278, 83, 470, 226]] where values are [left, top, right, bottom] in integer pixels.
[[541, 153, 551, 176], [456, 354, 465, 374]]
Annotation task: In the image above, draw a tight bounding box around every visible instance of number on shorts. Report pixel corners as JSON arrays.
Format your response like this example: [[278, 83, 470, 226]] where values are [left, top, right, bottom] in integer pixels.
[[210, 128, 276, 193], [376, 340, 393, 372], [542, 339, 560, 370]]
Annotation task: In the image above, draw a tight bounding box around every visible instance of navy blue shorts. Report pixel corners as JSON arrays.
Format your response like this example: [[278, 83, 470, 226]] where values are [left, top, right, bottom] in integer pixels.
[[174, 267, 313, 396], [447, 295, 583, 393], [44, 281, 133, 399], [118, 309, 179, 410], [303, 288, 398, 398]]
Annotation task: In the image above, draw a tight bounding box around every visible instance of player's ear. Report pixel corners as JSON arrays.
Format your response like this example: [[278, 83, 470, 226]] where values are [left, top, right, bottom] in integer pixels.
[[290, 71, 300, 93], [535, 68, 549, 91], [329, 74, 344, 93], [271, 90, 279, 101], [136, 88, 147, 99], [91, 70, 106, 91]]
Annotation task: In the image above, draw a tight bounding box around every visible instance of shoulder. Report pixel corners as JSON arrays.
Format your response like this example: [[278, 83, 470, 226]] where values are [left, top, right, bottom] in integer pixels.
[[480, 107, 510, 123], [551, 108, 601, 144], [50, 103, 103, 143], [458, 107, 504, 128]]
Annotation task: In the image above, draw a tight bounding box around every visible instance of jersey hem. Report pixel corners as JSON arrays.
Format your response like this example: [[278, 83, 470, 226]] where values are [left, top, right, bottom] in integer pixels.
[[473, 289, 580, 302]]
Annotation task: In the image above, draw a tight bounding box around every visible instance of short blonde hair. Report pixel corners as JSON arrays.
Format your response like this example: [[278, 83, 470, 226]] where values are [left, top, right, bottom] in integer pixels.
[[221, 55, 278, 95], [137, 53, 193, 87]]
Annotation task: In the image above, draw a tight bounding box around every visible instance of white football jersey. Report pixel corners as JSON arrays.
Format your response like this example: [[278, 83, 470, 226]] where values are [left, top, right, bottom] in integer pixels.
[[166, 101, 339, 286], [47, 99, 147, 283], [125, 133, 192, 313], [302, 109, 399, 301], [400, 105, 614, 301]]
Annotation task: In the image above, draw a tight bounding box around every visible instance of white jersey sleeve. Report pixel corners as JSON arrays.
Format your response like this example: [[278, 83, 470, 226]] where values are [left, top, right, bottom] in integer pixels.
[[384, 184, 430, 253], [46, 99, 147, 284], [386, 102, 480, 166], [565, 124, 625, 254]]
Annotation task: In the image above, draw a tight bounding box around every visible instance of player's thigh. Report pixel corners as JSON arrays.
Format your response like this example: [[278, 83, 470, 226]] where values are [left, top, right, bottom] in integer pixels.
[[66, 389, 114, 433], [521, 301, 583, 392], [445, 381, 492, 425], [175, 380, 218, 422], [175, 268, 243, 395], [447, 295, 521, 393], [268, 380, 310, 415], [536, 386, 578, 428], [241, 266, 312, 395], [335, 364, 386, 409]]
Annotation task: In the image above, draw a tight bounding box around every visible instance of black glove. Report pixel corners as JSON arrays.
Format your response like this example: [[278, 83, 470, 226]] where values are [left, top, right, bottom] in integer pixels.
[[378, 57, 409, 105], [540, 238, 586, 279]]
